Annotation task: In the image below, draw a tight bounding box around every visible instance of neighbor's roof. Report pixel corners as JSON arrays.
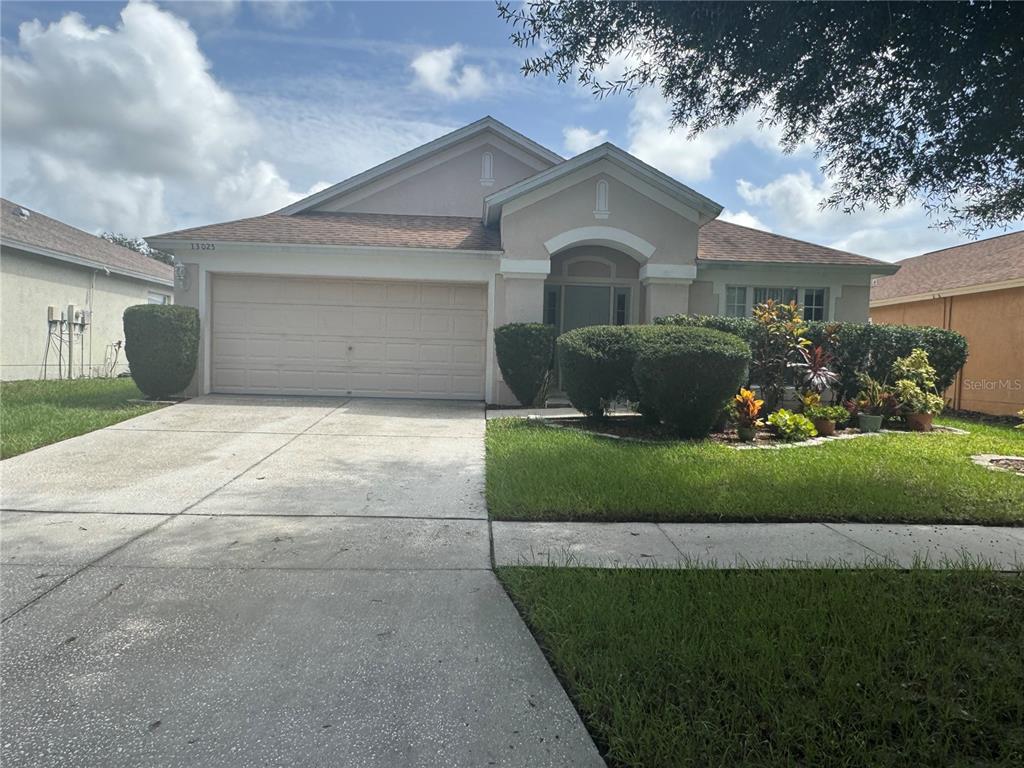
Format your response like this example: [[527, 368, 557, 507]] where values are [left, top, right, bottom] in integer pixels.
[[0, 197, 173, 285], [147, 211, 502, 252], [697, 219, 899, 271], [870, 231, 1024, 303]]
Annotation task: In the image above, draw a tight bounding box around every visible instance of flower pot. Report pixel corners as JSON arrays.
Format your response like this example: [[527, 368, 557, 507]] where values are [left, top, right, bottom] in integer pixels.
[[906, 412, 934, 432], [736, 425, 757, 442], [857, 413, 884, 432], [813, 418, 836, 437]]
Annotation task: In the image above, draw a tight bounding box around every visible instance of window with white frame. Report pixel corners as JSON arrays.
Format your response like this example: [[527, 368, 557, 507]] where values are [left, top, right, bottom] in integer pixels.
[[802, 288, 827, 321], [725, 286, 747, 317], [148, 291, 170, 305], [724, 286, 829, 319]]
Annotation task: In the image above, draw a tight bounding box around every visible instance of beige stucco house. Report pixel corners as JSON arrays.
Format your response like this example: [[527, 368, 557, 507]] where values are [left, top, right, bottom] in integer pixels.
[[1, 198, 174, 380], [148, 117, 897, 404]]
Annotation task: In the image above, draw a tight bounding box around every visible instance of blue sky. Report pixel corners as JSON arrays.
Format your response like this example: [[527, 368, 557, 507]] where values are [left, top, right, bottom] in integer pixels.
[[2, 1, 1017, 261]]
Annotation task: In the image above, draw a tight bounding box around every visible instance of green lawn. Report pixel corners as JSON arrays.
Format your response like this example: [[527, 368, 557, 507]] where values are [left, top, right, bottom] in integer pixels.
[[0, 378, 163, 459], [499, 566, 1024, 768], [486, 417, 1024, 524]]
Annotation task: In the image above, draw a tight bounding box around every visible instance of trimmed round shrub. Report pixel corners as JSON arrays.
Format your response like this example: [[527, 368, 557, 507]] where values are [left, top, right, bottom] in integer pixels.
[[556, 325, 660, 417], [123, 305, 199, 399], [633, 326, 751, 438], [494, 323, 557, 406]]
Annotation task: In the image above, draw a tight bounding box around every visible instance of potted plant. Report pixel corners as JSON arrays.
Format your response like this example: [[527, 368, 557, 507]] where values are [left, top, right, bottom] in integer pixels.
[[802, 396, 848, 437], [892, 348, 944, 431], [730, 387, 764, 442], [852, 375, 896, 432]]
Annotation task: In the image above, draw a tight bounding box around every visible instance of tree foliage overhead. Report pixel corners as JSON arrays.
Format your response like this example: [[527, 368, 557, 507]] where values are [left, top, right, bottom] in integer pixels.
[[497, 1, 1024, 233], [101, 232, 174, 265]]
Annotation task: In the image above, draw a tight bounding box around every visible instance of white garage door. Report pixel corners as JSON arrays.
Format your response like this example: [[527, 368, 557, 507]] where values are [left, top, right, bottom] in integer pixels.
[[211, 275, 487, 399]]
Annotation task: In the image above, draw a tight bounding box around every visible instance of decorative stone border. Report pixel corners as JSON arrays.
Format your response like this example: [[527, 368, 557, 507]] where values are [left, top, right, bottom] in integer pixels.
[[529, 416, 969, 450], [972, 454, 1024, 476]]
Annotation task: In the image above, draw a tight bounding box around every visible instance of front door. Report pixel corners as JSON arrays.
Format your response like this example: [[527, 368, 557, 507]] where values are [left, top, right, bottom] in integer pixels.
[[561, 285, 613, 332]]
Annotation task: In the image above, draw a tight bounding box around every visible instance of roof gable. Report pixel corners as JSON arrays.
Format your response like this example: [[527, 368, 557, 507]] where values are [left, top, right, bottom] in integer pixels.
[[1, 198, 173, 286], [278, 117, 562, 216], [483, 142, 723, 226]]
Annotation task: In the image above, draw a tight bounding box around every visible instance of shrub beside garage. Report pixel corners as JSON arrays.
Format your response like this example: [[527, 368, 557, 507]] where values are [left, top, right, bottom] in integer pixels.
[[493, 322, 557, 406], [123, 305, 199, 399]]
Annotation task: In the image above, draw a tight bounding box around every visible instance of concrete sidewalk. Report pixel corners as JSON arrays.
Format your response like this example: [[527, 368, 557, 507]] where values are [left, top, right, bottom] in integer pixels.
[[492, 521, 1024, 569]]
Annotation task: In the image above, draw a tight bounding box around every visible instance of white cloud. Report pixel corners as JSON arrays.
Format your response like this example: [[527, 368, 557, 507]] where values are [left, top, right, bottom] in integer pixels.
[[410, 44, 487, 101], [562, 126, 608, 155], [719, 209, 771, 232], [627, 89, 785, 183], [0, 1, 316, 235], [734, 171, 976, 262], [251, 1, 313, 29]]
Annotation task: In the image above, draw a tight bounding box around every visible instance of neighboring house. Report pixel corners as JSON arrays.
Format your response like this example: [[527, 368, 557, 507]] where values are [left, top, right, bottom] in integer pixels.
[[871, 231, 1024, 416], [147, 117, 898, 404], [0, 198, 174, 380]]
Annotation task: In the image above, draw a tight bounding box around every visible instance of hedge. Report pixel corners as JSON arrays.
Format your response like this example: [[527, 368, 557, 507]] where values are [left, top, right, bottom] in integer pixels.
[[633, 326, 751, 438], [657, 315, 968, 400], [123, 305, 199, 399], [556, 325, 667, 417], [494, 323, 557, 406]]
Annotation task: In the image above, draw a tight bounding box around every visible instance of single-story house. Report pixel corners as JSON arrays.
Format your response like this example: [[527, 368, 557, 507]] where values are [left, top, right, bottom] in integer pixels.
[[871, 231, 1024, 416], [147, 117, 898, 404], [1, 198, 174, 380]]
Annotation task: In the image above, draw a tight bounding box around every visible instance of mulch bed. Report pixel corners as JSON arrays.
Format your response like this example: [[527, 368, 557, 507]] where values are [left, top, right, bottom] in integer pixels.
[[541, 415, 966, 448]]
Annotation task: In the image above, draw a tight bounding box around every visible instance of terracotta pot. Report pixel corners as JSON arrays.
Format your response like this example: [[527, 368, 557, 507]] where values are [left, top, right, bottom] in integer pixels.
[[857, 413, 884, 432], [906, 412, 934, 432], [813, 418, 836, 437], [736, 425, 757, 442]]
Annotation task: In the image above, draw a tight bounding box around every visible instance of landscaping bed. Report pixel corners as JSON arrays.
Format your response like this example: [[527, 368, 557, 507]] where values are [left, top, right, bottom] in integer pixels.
[[538, 413, 966, 447], [499, 565, 1024, 768], [0, 378, 163, 459], [486, 416, 1024, 524]]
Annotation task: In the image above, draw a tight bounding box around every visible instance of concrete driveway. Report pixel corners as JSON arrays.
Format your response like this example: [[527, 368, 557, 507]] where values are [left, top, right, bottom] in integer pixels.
[[0, 396, 603, 768]]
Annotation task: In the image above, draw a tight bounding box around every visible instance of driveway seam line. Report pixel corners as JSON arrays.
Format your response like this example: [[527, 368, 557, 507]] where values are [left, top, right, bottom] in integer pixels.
[[1, 397, 354, 622]]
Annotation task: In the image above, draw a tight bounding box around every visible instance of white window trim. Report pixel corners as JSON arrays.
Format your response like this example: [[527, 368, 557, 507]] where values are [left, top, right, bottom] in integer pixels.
[[723, 284, 831, 320], [148, 291, 171, 305]]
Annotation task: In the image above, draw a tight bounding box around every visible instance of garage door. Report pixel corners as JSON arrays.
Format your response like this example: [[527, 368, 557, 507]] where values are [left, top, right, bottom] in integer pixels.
[[211, 275, 487, 399]]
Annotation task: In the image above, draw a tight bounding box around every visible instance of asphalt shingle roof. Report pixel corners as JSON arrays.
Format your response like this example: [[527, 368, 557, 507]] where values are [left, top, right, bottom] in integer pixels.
[[870, 231, 1024, 301], [148, 211, 502, 252], [1, 198, 173, 284], [697, 219, 893, 268]]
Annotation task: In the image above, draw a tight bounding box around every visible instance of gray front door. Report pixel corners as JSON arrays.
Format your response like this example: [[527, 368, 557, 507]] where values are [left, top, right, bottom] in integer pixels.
[[562, 285, 610, 332]]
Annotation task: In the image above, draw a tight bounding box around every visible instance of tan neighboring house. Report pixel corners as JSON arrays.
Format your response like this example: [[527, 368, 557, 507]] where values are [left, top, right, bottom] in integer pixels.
[[0, 198, 174, 380], [147, 116, 898, 404], [870, 231, 1024, 416]]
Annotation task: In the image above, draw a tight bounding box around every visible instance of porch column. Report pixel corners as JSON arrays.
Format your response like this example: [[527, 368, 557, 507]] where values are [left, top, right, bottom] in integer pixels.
[[498, 259, 549, 323], [640, 264, 696, 322]]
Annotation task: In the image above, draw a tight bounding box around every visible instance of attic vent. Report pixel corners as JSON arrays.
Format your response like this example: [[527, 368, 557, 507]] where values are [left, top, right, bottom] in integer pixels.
[[15, 207, 30, 219], [594, 179, 609, 219], [480, 152, 494, 187]]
